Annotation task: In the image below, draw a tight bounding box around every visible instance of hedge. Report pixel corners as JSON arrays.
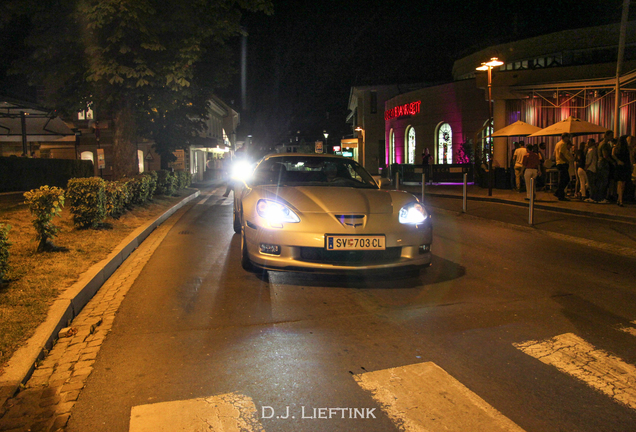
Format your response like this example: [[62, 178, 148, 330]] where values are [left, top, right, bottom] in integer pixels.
[[156, 170, 176, 196], [66, 177, 106, 228], [0, 156, 93, 192], [0, 224, 11, 280], [23, 186, 65, 251]]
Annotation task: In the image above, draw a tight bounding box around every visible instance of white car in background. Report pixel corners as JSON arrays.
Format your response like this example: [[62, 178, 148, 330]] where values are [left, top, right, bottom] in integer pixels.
[[232, 153, 432, 274]]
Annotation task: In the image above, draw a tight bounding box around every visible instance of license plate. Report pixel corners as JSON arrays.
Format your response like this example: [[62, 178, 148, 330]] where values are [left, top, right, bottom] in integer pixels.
[[325, 235, 385, 250]]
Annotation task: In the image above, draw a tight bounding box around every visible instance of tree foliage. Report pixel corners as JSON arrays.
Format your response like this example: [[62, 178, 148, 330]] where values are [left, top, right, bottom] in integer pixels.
[[2, 0, 272, 177]]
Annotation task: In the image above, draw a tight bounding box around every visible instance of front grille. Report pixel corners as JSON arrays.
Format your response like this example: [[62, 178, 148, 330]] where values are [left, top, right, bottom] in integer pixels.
[[299, 247, 402, 265]]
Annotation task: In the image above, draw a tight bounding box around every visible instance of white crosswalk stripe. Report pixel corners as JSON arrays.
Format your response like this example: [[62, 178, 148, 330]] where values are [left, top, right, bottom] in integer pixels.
[[129, 392, 264, 432], [354, 362, 526, 432], [514, 332, 636, 410]]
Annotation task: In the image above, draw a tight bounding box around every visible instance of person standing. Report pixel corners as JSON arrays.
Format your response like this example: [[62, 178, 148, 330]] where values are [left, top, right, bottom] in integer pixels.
[[522, 143, 541, 200], [613, 135, 632, 207], [595, 130, 614, 203], [513, 141, 528, 191], [574, 141, 589, 200], [584, 139, 598, 203], [554, 133, 573, 201], [421, 148, 433, 183]]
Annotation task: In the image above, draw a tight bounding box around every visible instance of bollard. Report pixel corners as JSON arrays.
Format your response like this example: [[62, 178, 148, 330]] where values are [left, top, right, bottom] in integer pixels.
[[462, 173, 467, 213], [421, 173, 426, 201], [529, 177, 535, 225], [395, 172, 400, 190]]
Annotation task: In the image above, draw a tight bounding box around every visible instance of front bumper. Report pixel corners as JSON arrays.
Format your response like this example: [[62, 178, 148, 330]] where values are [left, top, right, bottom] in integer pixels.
[[243, 214, 433, 273]]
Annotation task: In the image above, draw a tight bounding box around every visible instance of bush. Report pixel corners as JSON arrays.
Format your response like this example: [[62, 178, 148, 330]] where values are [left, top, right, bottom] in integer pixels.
[[104, 181, 129, 219], [142, 170, 158, 199], [175, 171, 192, 190], [23, 186, 65, 251], [0, 224, 11, 280], [66, 177, 106, 228], [156, 170, 176, 196], [127, 175, 152, 205]]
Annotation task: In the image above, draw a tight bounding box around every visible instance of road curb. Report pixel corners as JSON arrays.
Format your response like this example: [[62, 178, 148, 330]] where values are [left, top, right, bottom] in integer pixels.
[[0, 190, 201, 409], [421, 192, 636, 224]]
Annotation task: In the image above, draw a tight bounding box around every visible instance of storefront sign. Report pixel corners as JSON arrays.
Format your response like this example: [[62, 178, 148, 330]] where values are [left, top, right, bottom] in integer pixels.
[[171, 150, 185, 171], [384, 101, 421, 120], [96, 148, 105, 169], [315, 140, 323, 154]]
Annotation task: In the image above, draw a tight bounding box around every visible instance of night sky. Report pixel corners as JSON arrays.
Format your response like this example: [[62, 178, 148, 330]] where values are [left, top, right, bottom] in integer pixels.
[[0, 0, 625, 149], [234, 0, 622, 148]]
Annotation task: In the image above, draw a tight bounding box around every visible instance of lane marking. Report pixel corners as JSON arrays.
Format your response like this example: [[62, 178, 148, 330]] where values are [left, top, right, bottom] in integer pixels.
[[130, 392, 264, 432], [354, 362, 525, 432], [197, 187, 224, 205], [514, 332, 636, 410]]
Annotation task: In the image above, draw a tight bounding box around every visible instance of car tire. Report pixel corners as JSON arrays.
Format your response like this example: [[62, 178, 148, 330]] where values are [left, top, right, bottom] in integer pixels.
[[233, 202, 241, 234], [241, 229, 253, 271]]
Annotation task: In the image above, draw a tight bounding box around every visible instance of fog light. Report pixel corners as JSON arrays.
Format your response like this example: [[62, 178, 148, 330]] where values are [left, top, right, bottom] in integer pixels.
[[419, 244, 431, 254], [260, 244, 281, 255]]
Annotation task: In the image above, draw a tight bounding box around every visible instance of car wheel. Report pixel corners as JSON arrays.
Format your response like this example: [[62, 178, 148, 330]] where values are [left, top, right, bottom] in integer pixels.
[[240, 229, 253, 271], [233, 202, 241, 234]]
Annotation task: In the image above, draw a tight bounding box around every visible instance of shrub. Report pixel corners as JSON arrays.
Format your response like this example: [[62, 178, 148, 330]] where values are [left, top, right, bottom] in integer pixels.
[[66, 177, 106, 228], [175, 171, 192, 190], [104, 181, 128, 219], [156, 170, 176, 196], [0, 224, 11, 280], [23, 186, 65, 251], [143, 170, 158, 199], [126, 175, 151, 205]]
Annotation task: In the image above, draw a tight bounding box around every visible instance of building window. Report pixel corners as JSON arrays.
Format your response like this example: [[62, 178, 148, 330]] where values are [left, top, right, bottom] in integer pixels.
[[436, 123, 452, 164], [389, 129, 395, 165], [406, 126, 416, 164]]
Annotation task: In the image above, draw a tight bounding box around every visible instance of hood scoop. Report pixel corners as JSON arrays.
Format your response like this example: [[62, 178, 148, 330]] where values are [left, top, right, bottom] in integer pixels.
[[335, 214, 367, 228]]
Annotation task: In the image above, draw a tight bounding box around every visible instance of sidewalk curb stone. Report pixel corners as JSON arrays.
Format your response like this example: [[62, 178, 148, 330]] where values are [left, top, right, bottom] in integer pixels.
[[0, 190, 201, 411]]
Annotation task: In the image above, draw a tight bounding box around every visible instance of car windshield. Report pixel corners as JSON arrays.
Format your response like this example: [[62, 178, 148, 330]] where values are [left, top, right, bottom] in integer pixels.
[[250, 156, 378, 188]]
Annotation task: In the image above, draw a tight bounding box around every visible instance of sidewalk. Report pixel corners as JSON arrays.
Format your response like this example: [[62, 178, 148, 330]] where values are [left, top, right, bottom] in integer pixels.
[[401, 182, 636, 224]]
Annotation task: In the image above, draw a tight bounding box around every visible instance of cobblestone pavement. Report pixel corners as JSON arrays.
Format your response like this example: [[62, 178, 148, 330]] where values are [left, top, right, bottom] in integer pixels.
[[0, 203, 191, 432]]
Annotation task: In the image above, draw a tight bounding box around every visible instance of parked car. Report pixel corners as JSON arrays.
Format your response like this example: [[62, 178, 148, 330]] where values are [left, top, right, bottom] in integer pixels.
[[232, 153, 432, 274]]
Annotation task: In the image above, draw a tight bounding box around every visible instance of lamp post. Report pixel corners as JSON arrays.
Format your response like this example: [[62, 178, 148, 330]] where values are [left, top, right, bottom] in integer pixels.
[[476, 57, 503, 196], [323, 130, 329, 153], [354, 126, 365, 167]]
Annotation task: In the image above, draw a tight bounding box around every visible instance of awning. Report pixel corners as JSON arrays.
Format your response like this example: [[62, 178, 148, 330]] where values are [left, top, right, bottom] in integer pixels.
[[0, 115, 76, 142]]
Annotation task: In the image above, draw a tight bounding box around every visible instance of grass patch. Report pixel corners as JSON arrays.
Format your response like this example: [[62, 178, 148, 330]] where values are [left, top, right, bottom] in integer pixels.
[[0, 190, 196, 372]]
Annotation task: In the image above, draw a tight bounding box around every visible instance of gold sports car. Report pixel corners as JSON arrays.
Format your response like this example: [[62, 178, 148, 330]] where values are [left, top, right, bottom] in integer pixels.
[[232, 153, 432, 274]]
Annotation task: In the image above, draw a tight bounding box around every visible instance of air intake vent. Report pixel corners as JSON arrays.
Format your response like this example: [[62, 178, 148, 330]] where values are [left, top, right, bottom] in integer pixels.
[[335, 214, 366, 228]]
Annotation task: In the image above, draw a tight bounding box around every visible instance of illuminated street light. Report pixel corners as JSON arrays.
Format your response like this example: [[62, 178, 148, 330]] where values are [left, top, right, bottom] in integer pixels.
[[476, 57, 503, 197], [323, 130, 329, 153], [354, 126, 365, 167]]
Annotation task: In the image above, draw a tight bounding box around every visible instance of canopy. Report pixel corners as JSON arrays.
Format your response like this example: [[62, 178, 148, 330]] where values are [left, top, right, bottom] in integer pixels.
[[490, 120, 542, 137], [0, 116, 76, 142], [528, 116, 609, 137]]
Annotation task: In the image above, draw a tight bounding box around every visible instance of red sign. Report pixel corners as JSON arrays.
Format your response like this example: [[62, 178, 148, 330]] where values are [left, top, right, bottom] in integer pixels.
[[385, 101, 421, 120]]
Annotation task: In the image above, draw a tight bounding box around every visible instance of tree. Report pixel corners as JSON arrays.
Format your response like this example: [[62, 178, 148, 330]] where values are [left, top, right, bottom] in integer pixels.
[[2, 0, 272, 177]]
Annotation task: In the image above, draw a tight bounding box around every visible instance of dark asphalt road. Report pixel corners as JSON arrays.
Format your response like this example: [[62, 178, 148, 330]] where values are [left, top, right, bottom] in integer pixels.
[[66, 185, 636, 432]]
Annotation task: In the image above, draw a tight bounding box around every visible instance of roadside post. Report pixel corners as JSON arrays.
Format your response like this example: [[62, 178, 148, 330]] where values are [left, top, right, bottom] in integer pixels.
[[395, 172, 400, 190], [462, 173, 467, 213], [529, 177, 535, 225], [421, 173, 425, 202]]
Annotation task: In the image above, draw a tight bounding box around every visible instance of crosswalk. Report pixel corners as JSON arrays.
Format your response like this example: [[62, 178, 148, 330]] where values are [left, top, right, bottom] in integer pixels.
[[127, 324, 636, 431]]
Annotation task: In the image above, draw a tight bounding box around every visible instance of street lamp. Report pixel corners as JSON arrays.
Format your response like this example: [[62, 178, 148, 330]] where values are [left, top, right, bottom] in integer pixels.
[[354, 126, 365, 167], [476, 57, 503, 197], [323, 130, 329, 153]]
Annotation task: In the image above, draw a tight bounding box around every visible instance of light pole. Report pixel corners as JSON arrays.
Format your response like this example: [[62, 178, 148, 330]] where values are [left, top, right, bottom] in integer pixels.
[[354, 126, 365, 167], [323, 130, 329, 153], [476, 57, 503, 197]]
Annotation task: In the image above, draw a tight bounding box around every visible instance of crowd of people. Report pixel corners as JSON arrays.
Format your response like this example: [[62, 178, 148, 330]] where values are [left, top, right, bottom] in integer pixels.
[[512, 131, 636, 206]]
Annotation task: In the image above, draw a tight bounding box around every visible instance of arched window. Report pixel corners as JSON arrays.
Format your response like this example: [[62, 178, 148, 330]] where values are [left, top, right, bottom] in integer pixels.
[[436, 122, 452, 164], [406, 126, 416, 164], [389, 129, 395, 165], [80, 151, 94, 163]]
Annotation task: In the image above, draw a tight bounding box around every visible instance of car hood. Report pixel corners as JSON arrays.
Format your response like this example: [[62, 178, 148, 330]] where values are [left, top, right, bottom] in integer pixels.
[[258, 186, 397, 214]]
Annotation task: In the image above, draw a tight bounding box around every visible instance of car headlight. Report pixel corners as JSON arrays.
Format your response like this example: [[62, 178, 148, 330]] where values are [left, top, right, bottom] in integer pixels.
[[399, 202, 427, 224], [231, 160, 253, 182], [256, 199, 300, 226]]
